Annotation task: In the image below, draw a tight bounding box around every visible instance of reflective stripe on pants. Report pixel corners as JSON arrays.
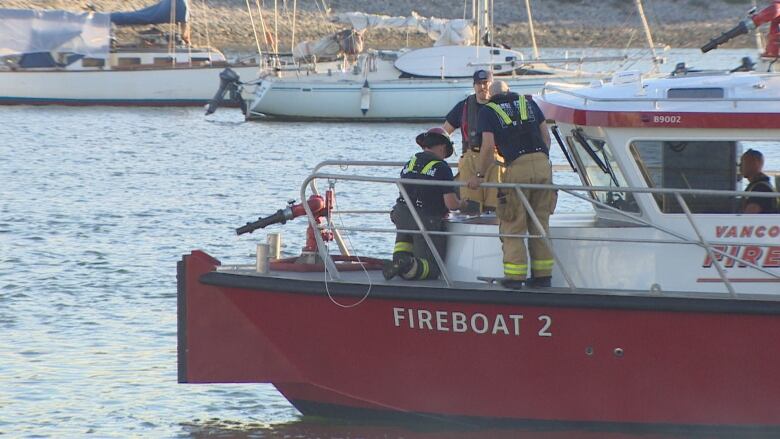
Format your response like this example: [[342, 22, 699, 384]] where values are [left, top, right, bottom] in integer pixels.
[[499, 152, 555, 280]]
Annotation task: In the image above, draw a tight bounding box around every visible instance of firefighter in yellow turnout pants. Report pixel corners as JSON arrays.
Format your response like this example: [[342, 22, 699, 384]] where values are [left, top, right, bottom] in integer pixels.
[[442, 70, 501, 212], [467, 81, 555, 289]]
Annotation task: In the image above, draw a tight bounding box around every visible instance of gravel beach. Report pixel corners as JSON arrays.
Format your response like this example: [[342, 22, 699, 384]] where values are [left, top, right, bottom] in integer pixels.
[[6, 0, 764, 52]]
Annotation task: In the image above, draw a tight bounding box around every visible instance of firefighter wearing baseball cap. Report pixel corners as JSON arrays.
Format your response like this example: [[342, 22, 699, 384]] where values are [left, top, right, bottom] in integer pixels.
[[384, 128, 476, 281], [468, 80, 554, 289], [442, 69, 502, 213]]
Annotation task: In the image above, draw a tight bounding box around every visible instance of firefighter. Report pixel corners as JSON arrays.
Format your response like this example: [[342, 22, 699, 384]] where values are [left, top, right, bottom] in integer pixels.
[[442, 69, 501, 212], [467, 81, 554, 289], [740, 149, 778, 214], [384, 128, 475, 281]]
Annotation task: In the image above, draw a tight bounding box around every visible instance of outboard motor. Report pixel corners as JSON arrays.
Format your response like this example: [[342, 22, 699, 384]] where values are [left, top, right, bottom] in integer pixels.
[[205, 67, 246, 116]]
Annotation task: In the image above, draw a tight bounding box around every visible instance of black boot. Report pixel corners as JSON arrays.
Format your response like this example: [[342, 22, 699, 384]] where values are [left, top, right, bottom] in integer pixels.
[[383, 254, 413, 280], [527, 276, 552, 288], [500, 278, 525, 290]]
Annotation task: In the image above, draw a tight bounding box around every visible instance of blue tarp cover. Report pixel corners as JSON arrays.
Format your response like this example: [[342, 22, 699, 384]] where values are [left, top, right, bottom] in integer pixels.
[[0, 9, 110, 58], [110, 0, 189, 26]]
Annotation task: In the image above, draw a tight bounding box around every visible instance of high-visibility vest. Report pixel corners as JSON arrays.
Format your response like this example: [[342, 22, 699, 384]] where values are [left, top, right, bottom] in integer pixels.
[[485, 97, 528, 125]]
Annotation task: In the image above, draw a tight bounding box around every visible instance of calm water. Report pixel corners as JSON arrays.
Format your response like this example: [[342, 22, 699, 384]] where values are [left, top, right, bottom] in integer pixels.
[[1, 48, 778, 438]]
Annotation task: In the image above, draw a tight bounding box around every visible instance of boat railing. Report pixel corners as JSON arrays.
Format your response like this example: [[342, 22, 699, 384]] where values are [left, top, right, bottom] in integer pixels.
[[300, 161, 779, 297], [541, 81, 780, 109]]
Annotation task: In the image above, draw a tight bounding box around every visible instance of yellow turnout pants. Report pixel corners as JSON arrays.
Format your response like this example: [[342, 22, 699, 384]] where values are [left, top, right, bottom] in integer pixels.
[[497, 152, 555, 280], [457, 150, 501, 210]]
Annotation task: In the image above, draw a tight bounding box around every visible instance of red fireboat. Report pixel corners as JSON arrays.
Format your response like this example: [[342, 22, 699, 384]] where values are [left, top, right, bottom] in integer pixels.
[[178, 5, 780, 432]]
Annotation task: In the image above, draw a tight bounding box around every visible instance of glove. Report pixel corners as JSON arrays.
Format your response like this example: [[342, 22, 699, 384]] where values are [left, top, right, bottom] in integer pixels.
[[460, 199, 481, 215]]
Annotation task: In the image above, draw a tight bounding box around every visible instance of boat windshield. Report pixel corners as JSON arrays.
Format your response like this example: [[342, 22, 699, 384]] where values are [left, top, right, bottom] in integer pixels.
[[566, 129, 638, 212]]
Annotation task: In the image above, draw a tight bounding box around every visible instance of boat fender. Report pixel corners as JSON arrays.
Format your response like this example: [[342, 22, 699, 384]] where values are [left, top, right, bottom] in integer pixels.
[[360, 80, 370, 115]]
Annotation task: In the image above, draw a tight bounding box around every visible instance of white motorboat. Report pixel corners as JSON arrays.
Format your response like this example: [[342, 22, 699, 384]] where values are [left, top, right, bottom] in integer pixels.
[[0, 0, 259, 106]]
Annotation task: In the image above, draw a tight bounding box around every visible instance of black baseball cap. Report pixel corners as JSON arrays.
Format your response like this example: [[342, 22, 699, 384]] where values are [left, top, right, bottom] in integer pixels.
[[473, 69, 493, 83]]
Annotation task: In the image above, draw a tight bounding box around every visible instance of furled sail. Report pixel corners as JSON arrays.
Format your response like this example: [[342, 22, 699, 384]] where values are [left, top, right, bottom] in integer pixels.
[[293, 29, 363, 61], [0, 9, 110, 58], [110, 0, 189, 26], [331, 11, 474, 46]]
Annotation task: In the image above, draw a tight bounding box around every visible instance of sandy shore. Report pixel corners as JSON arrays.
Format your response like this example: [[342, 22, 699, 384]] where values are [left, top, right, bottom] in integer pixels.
[[7, 0, 763, 52]]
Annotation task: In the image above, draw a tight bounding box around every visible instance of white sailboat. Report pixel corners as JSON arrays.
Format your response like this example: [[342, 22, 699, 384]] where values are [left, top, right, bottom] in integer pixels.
[[0, 0, 259, 106], [238, 0, 630, 121]]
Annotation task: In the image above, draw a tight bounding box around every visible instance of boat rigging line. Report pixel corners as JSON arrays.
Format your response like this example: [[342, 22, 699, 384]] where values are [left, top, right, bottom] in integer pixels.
[[322, 180, 374, 309], [245, 0, 264, 61]]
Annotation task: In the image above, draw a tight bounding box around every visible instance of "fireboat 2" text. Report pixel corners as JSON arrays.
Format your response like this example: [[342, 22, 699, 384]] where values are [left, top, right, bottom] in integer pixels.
[[393, 307, 553, 337]]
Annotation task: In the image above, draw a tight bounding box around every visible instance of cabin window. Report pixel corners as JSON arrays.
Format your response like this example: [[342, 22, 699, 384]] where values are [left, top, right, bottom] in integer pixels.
[[566, 130, 638, 212], [117, 57, 141, 67], [667, 88, 725, 99], [630, 141, 739, 213], [154, 57, 174, 65], [82, 58, 105, 68]]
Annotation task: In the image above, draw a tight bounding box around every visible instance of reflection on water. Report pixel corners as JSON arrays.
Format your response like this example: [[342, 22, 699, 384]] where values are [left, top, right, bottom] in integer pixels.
[[180, 417, 779, 439]]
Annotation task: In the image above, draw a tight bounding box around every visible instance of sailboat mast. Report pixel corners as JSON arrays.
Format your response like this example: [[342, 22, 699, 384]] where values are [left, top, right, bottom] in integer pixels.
[[169, 0, 177, 64], [634, 0, 659, 72], [274, 0, 279, 53], [524, 0, 539, 59], [291, 0, 297, 52], [481, 0, 489, 44]]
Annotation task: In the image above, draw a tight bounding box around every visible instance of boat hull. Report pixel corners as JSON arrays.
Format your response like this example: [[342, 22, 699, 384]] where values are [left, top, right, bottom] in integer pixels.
[[246, 75, 599, 121], [178, 250, 780, 429], [0, 65, 259, 106]]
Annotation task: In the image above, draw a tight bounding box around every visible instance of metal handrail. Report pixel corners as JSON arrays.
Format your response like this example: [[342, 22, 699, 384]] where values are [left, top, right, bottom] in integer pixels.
[[298, 165, 780, 292], [328, 226, 777, 249], [310, 171, 780, 198], [541, 80, 780, 107]]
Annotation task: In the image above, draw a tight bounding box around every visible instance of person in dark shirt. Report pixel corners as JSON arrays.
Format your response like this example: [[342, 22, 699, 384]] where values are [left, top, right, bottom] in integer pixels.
[[467, 80, 554, 289], [384, 128, 472, 281], [740, 149, 778, 214], [442, 69, 500, 212]]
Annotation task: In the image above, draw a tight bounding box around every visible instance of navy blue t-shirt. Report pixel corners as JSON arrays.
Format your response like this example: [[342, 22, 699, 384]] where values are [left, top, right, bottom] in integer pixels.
[[744, 174, 778, 213], [445, 99, 467, 128], [398, 151, 455, 216], [446, 97, 486, 150], [476, 94, 547, 162]]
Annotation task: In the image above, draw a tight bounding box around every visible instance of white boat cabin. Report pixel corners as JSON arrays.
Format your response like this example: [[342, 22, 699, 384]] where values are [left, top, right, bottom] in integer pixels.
[[446, 70, 779, 296]]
